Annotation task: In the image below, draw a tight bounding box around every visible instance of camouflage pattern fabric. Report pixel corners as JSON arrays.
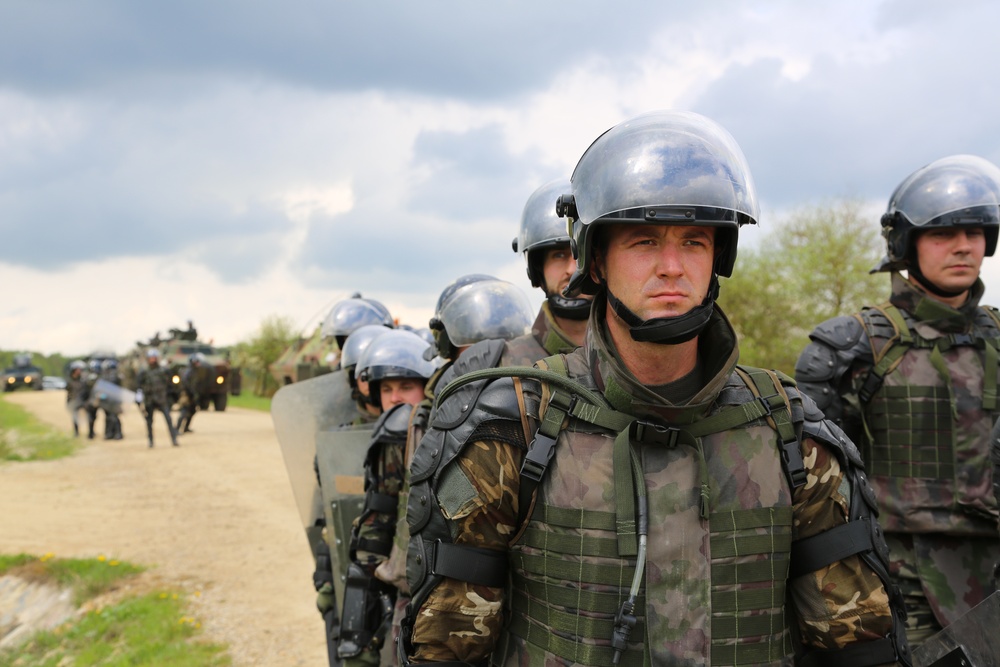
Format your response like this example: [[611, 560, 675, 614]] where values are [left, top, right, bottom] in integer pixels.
[[136, 366, 172, 409], [798, 273, 1000, 634], [353, 430, 407, 572], [408, 299, 900, 665], [504, 302, 580, 365]]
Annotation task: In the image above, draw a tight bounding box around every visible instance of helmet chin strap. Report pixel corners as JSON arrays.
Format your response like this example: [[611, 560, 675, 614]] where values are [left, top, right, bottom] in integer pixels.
[[547, 292, 591, 320], [605, 276, 720, 345], [907, 261, 966, 299]]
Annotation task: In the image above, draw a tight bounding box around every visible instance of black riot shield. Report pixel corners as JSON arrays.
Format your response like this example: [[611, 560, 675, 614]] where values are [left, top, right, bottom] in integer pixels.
[[913, 591, 1000, 666], [271, 370, 362, 558]]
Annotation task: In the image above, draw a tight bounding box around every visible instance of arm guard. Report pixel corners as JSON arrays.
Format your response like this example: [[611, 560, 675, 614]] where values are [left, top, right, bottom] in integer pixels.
[[791, 395, 912, 667]]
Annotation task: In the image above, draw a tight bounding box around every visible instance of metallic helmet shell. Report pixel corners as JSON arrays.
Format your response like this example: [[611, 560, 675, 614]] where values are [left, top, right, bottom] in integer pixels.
[[564, 110, 759, 295], [356, 329, 437, 383], [513, 179, 573, 288], [320, 296, 394, 343], [435, 278, 534, 347], [340, 324, 391, 374], [876, 154, 1000, 271]]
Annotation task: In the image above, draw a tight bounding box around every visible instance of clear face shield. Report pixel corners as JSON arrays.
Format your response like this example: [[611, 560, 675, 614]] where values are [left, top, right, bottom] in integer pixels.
[[437, 279, 534, 347]]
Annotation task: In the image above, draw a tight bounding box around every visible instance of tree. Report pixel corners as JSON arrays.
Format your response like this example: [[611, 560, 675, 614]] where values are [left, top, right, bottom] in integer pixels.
[[230, 315, 299, 397], [718, 199, 885, 374]]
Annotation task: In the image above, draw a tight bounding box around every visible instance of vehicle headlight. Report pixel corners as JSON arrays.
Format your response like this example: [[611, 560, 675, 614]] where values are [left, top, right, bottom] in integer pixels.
[[216, 376, 224, 384], [6, 377, 13, 384], [172, 375, 180, 384], [24, 377, 32, 383]]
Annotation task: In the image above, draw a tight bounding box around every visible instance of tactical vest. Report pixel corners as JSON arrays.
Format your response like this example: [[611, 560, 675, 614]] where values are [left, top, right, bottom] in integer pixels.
[[857, 302, 1000, 535], [415, 353, 814, 667]]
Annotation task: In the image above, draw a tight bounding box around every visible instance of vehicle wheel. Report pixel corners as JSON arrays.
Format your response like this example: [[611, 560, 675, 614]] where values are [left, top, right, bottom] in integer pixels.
[[213, 393, 227, 411], [199, 397, 211, 411]]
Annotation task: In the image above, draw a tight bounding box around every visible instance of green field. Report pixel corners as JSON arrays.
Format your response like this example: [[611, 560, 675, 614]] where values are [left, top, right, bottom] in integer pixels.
[[227, 392, 271, 412], [0, 394, 77, 462]]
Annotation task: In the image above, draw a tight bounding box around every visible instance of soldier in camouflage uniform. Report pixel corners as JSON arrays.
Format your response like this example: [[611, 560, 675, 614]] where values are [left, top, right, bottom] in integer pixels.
[[370, 276, 536, 665], [339, 329, 439, 665], [135, 348, 179, 448], [508, 179, 594, 363], [341, 324, 395, 428], [65, 360, 89, 437], [175, 353, 203, 434], [99, 358, 124, 440], [402, 111, 910, 666], [796, 154, 1000, 646]]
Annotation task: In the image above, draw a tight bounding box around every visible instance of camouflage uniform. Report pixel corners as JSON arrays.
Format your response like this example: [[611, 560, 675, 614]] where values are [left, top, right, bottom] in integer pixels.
[[503, 302, 581, 366], [97, 364, 124, 440], [176, 365, 200, 433], [796, 272, 1000, 643], [404, 298, 905, 666], [136, 364, 179, 447], [66, 371, 90, 437]]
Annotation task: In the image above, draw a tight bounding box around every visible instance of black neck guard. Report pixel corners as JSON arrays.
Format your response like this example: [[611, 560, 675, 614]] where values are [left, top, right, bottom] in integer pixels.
[[547, 293, 591, 320], [605, 276, 720, 345]]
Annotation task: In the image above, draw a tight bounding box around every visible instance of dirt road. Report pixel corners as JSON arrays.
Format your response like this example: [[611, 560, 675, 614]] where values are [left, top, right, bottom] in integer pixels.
[[0, 390, 327, 666]]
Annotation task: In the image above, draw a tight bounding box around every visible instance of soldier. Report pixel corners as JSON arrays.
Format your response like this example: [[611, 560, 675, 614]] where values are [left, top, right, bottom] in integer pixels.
[[322, 294, 396, 352], [135, 348, 179, 448], [175, 352, 203, 434], [340, 324, 395, 426], [401, 111, 910, 666], [82, 359, 101, 439], [509, 178, 594, 363], [99, 358, 124, 440], [65, 360, 89, 437], [795, 154, 1000, 647], [339, 329, 438, 665]]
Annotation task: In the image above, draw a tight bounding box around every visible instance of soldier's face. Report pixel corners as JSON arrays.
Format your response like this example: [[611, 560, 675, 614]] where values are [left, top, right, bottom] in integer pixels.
[[914, 227, 985, 294], [356, 377, 371, 398], [542, 244, 576, 296], [594, 224, 715, 320], [380, 377, 426, 409]]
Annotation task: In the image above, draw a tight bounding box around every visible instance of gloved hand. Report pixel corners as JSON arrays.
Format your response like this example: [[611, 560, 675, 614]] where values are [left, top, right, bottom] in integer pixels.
[[134, 389, 144, 404], [316, 581, 335, 614]]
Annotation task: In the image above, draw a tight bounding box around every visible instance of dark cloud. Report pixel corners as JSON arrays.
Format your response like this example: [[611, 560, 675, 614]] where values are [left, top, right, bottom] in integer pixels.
[[0, 1, 707, 100]]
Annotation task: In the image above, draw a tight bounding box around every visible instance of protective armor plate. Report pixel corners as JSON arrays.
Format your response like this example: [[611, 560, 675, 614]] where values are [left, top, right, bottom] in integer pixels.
[[315, 425, 374, 613], [912, 592, 1000, 667], [271, 369, 360, 554]]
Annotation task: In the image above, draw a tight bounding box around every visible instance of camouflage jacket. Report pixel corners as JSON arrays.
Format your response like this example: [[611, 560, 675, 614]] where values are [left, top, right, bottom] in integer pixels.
[[504, 302, 582, 366], [406, 298, 905, 666], [796, 272, 1000, 624], [136, 366, 171, 408], [66, 375, 89, 407]]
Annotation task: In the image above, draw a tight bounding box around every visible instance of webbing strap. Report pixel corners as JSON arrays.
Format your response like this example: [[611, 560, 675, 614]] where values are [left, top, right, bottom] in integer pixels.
[[735, 367, 807, 489], [363, 491, 397, 515], [509, 589, 640, 641], [612, 427, 638, 555], [512, 552, 637, 587], [532, 504, 617, 531], [430, 541, 507, 588], [984, 339, 998, 411], [519, 526, 623, 559], [788, 519, 873, 579], [711, 583, 787, 614]]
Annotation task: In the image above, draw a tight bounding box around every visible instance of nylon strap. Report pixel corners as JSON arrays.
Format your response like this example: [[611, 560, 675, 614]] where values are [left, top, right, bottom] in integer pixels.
[[788, 519, 874, 579], [430, 541, 507, 588]]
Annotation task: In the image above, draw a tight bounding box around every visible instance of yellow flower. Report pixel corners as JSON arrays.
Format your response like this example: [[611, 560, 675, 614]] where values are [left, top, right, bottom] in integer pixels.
[[97, 555, 106, 562], [109, 560, 119, 567], [159, 593, 168, 599]]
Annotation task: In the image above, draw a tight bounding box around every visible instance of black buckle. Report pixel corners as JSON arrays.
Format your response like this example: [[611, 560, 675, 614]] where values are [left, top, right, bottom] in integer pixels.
[[520, 432, 557, 483], [630, 420, 681, 447], [951, 333, 974, 347]]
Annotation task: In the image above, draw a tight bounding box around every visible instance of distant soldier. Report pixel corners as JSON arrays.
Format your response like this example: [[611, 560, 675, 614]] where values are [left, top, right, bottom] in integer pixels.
[[175, 353, 203, 434], [340, 324, 394, 427], [65, 360, 89, 437], [83, 359, 101, 440], [135, 348, 179, 448], [99, 358, 124, 440]]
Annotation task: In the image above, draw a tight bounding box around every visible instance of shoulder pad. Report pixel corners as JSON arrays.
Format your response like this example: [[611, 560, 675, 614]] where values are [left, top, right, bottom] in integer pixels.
[[809, 315, 865, 350], [800, 406, 864, 471], [976, 305, 1000, 336], [859, 306, 899, 341], [432, 338, 508, 430], [371, 403, 413, 443], [410, 377, 522, 487], [794, 341, 837, 383]]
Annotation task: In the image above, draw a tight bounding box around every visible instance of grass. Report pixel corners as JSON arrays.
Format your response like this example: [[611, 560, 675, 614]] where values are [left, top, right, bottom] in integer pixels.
[[227, 392, 271, 412], [0, 553, 229, 667], [0, 394, 77, 462]]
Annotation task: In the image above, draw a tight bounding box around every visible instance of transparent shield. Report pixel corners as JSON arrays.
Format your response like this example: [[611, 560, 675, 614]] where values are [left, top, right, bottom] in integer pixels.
[[913, 591, 1000, 667], [271, 370, 360, 551], [92, 378, 135, 405]]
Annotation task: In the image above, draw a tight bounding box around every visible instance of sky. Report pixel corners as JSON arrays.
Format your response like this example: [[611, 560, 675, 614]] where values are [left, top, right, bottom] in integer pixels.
[[4, 0, 1000, 356]]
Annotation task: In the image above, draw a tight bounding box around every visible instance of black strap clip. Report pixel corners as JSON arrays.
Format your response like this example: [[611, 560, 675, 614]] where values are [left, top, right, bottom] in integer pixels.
[[520, 432, 557, 483], [630, 420, 681, 447]]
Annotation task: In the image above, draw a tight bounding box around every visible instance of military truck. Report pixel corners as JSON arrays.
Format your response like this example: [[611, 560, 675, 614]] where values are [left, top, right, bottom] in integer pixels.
[[122, 322, 239, 411], [2, 353, 43, 392], [268, 325, 339, 386]]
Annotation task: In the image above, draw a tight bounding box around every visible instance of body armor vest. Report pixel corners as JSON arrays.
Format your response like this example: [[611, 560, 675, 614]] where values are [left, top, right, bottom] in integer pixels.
[[857, 302, 1000, 535], [493, 351, 801, 667]]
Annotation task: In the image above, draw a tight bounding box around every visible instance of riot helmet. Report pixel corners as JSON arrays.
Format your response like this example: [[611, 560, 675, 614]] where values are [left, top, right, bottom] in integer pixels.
[[430, 275, 534, 360], [513, 179, 592, 320], [69, 360, 86, 376], [88, 359, 101, 373], [356, 329, 436, 409], [873, 155, 1000, 291], [556, 110, 758, 345], [340, 324, 391, 399], [145, 348, 161, 366], [102, 359, 118, 371], [189, 352, 205, 366], [320, 295, 395, 349]]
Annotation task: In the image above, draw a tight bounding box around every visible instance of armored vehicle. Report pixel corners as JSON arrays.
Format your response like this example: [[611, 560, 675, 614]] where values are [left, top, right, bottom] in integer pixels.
[[2, 353, 43, 392], [269, 325, 339, 386], [123, 322, 239, 411]]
